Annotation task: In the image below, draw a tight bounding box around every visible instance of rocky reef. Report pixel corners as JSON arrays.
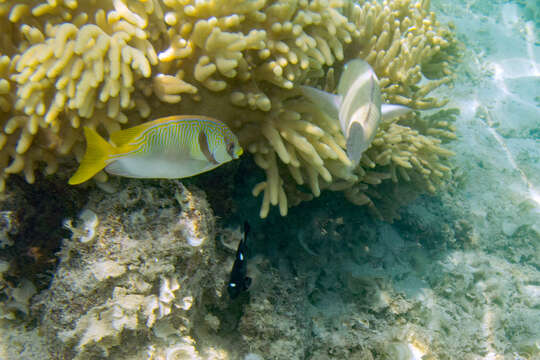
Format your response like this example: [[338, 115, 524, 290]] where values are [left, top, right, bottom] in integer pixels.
[[1, 174, 539, 359], [0, 179, 231, 359]]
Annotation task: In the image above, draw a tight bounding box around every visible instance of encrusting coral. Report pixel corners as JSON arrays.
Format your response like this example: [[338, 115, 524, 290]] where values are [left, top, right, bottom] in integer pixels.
[[0, 0, 459, 218]]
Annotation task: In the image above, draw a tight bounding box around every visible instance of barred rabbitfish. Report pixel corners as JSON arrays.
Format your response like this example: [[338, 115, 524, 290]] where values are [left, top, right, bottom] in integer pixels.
[[300, 59, 413, 166], [68, 115, 243, 185]]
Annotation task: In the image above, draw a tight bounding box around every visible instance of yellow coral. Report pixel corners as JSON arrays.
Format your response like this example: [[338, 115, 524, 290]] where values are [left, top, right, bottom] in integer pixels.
[[245, 0, 459, 218], [149, 0, 359, 113], [0, 0, 459, 219], [349, 0, 458, 108], [0, 0, 158, 189]]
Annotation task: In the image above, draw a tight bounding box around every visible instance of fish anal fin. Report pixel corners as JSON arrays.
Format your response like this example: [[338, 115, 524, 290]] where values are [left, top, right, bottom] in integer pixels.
[[69, 127, 115, 185]]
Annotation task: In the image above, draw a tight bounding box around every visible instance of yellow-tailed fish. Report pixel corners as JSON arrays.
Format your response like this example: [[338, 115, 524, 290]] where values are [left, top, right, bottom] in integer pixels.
[[68, 115, 243, 185], [300, 59, 413, 166]]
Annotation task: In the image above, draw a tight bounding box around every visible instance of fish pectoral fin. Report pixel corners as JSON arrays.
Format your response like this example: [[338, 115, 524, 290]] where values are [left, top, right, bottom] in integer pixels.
[[299, 85, 341, 119], [381, 104, 413, 122], [69, 127, 115, 185]]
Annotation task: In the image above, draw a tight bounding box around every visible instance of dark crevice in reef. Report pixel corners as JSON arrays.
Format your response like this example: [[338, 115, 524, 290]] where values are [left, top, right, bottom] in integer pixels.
[[0, 175, 89, 292], [190, 155, 245, 221]]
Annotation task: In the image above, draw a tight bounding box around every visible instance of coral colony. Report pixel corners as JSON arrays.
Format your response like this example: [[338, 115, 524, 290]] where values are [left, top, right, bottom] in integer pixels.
[[0, 0, 458, 218]]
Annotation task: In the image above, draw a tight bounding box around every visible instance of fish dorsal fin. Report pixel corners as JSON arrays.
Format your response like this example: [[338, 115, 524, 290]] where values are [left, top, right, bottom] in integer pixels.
[[299, 85, 341, 119], [109, 124, 150, 147], [109, 115, 189, 146]]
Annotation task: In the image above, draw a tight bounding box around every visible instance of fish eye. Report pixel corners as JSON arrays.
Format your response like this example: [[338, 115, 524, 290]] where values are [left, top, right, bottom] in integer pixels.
[[226, 142, 234, 157]]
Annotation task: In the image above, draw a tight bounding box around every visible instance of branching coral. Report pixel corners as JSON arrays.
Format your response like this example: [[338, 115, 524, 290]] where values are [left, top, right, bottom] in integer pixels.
[[342, 110, 457, 219], [0, 0, 459, 219], [153, 0, 358, 101], [0, 0, 158, 190], [350, 0, 458, 108], [248, 0, 460, 218]]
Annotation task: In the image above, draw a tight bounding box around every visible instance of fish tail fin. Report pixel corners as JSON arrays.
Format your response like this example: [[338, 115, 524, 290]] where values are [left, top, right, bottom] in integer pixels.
[[244, 277, 252, 290], [346, 122, 366, 166], [347, 103, 381, 166], [68, 127, 115, 185]]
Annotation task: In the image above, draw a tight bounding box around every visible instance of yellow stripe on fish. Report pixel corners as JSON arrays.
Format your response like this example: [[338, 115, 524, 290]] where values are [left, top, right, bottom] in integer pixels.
[[68, 115, 243, 185]]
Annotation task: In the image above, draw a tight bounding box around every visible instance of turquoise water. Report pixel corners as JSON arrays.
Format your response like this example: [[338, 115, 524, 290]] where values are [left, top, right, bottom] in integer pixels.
[[232, 2, 540, 357], [0, 0, 539, 359]]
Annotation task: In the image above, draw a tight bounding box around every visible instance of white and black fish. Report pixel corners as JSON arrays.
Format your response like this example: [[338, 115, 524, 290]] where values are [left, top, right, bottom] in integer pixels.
[[301, 59, 413, 166], [227, 221, 252, 299]]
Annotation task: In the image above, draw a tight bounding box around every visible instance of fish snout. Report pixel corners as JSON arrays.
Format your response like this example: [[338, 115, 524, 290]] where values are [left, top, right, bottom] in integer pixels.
[[234, 146, 243, 158]]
